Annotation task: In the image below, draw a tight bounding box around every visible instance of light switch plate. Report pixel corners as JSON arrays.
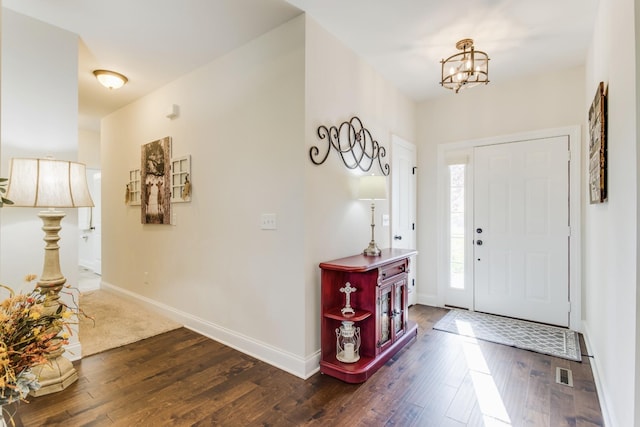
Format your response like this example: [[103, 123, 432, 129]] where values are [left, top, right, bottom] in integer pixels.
[[382, 214, 390, 227]]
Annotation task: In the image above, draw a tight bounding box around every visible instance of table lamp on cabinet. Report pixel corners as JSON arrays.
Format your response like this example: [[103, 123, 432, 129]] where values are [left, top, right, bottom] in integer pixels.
[[358, 175, 387, 256]]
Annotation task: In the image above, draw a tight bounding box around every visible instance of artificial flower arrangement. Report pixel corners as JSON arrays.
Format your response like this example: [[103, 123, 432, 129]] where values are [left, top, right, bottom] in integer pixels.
[[0, 275, 77, 422]]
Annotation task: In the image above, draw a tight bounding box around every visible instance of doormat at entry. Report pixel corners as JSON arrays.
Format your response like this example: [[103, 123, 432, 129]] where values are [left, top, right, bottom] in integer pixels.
[[433, 309, 582, 362]]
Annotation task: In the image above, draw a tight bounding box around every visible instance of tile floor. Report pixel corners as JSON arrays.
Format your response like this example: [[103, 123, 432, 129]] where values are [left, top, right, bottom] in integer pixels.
[[78, 266, 101, 292]]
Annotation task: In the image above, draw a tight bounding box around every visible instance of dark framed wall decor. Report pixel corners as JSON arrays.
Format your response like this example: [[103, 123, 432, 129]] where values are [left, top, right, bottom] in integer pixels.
[[588, 81, 607, 204], [141, 136, 172, 224]]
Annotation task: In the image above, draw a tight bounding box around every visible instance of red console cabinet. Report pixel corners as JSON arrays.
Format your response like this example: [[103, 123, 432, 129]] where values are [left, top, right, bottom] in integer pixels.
[[319, 248, 418, 383]]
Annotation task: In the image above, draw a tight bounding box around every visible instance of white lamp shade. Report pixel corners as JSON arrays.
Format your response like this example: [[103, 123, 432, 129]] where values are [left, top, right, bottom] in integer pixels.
[[6, 158, 94, 208], [358, 175, 387, 200]]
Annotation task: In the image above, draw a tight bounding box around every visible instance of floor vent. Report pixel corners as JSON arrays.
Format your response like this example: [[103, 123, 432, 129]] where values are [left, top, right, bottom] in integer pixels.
[[556, 367, 573, 387]]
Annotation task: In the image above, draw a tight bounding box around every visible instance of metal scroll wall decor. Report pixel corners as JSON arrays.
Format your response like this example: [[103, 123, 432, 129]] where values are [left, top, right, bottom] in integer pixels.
[[309, 116, 390, 176]]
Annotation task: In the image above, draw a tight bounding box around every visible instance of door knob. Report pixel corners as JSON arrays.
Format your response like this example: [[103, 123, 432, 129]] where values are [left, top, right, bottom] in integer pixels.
[[476, 240, 483, 246], [394, 235, 402, 240]]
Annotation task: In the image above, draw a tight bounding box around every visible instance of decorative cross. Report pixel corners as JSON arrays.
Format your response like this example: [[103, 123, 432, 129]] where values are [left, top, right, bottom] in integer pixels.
[[340, 282, 357, 315]]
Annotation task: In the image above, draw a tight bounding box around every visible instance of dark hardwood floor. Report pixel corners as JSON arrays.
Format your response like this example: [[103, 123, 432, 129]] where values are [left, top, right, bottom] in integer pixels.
[[8, 305, 603, 426]]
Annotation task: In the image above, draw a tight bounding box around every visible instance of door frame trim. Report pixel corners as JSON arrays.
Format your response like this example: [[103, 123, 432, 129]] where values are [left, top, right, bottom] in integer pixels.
[[391, 134, 417, 306], [436, 126, 582, 331]]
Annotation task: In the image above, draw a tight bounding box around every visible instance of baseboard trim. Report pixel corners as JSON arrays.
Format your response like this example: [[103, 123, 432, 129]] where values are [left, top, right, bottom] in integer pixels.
[[79, 281, 101, 293], [416, 292, 439, 307], [581, 321, 613, 427], [99, 281, 319, 379], [65, 342, 82, 362]]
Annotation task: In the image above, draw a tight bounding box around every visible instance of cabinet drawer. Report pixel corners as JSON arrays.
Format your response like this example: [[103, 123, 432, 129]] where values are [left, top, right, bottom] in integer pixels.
[[379, 260, 407, 282]]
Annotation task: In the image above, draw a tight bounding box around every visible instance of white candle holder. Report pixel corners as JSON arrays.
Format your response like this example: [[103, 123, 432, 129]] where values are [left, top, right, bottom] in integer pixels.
[[336, 320, 361, 363]]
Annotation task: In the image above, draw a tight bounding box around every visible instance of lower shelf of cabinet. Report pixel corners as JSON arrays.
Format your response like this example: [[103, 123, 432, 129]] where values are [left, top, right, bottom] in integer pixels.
[[319, 320, 418, 383]]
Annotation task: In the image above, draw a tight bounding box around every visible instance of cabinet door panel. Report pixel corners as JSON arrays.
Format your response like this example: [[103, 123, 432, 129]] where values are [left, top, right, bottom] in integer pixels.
[[377, 285, 392, 352], [393, 280, 406, 338]]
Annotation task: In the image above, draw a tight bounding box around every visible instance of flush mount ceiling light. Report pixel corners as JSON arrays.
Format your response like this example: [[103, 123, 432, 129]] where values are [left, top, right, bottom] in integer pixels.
[[93, 69, 128, 90], [440, 38, 489, 93]]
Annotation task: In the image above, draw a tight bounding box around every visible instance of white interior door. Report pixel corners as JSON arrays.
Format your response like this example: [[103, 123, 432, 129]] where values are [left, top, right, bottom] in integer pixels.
[[79, 169, 102, 277], [474, 136, 569, 326], [391, 135, 417, 305], [91, 171, 102, 275]]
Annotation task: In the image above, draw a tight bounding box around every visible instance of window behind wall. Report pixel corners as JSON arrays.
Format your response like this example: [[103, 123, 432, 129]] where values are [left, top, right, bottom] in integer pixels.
[[441, 149, 472, 309], [448, 164, 466, 290]]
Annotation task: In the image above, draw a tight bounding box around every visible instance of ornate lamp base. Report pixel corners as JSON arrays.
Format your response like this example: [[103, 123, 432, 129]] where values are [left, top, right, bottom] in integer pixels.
[[363, 241, 381, 256], [29, 355, 78, 396], [29, 210, 79, 396], [363, 200, 382, 256]]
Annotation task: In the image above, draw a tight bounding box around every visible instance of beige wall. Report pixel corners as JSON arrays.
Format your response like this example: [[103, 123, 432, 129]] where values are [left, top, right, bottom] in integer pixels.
[[101, 15, 417, 378], [102, 16, 308, 373], [415, 66, 585, 304], [303, 16, 416, 356], [79, 128, 100, 169]]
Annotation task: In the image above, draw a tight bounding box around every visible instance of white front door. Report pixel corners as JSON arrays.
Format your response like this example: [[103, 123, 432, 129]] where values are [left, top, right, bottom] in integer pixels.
[[391, 135, 417, 305], [474, 136, 569, 326]]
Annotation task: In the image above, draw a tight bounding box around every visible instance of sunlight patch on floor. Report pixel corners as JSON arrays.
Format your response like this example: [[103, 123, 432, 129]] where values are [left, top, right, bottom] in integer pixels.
[[456, 319, 512, 426], [456, 317, 477, 336]]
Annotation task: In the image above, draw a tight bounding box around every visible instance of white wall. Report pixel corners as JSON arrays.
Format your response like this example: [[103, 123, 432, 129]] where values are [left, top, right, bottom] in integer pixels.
[[416, 66, 585, 305], [583, 0, 638, 425], [0, 9, 82, 356], [303, 15, 416, 356]]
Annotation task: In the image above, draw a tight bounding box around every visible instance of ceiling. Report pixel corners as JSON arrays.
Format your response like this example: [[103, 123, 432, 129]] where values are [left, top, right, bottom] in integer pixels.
[[3, 0, 599, 131]]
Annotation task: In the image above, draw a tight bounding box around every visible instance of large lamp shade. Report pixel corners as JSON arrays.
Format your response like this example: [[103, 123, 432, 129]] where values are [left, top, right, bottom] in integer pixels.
[[6, 158, 94, 208], [358, 175, 387, 200]]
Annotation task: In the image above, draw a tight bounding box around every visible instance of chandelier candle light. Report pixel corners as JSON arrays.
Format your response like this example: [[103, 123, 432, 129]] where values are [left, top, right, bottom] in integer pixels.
[[359, 175, 387, 256], [5, 158, 94, 396], [441, 38, 489, 93]]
